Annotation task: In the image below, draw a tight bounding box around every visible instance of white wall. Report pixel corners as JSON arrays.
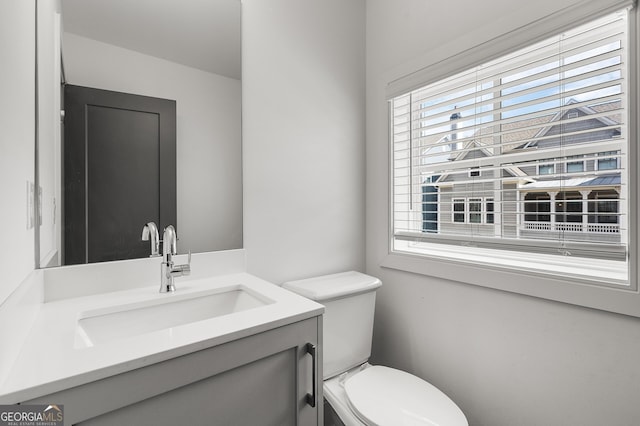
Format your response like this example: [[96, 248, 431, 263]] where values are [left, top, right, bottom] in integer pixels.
[[37, 0, 61, 268], [242, 0, 366, 284], [0, 0, 36, 306], [62, 33, 242, 254], [366, 1, 640, 425]]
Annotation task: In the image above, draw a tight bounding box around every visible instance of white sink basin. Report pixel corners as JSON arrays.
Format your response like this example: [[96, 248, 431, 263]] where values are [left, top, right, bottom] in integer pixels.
[[74, 285, 273, 348]]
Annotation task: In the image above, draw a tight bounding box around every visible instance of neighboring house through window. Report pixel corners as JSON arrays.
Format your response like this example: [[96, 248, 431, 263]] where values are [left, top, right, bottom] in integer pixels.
[[390, 6, 632, 303]]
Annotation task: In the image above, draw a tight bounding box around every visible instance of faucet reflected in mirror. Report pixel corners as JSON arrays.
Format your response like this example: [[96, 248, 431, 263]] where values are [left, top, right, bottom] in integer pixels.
[[141, 222, 161, 257], [142, 223, 191, 293]]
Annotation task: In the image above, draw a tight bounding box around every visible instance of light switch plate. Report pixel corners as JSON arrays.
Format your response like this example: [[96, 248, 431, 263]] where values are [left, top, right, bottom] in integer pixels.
[[27, 181, 34, 229]]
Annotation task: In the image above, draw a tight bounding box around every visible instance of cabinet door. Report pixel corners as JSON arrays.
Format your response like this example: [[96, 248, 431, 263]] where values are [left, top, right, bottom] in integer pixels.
[[24, 317, 322, 425]]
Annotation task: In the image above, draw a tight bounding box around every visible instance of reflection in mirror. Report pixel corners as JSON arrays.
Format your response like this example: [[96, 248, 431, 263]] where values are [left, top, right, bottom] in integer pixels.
[[37, 0, 242, 268]]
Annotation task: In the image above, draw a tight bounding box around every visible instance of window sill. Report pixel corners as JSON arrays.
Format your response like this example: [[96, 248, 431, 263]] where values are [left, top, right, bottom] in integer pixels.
[[381, 245, 640, 318]]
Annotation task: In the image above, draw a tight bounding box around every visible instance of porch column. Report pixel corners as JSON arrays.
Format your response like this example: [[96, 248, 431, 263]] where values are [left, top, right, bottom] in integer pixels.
[[549, 191, 558, 231], [580, 190, 590, 232], [516, 190, 521, 238]]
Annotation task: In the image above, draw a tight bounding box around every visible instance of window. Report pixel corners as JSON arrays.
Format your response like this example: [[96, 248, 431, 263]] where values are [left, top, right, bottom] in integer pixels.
[[524, 193, 551, 223], [567, 161, 584, 173], [390, 7, 631, 292], [469, 198, 482, 223], [555, 191, 583, 225], [485, 198, 495, 224], [452, 199, 465, 223], [538, 164, 555, 176], [450, 197, 492, 224], [422, 176, 439, 233], [597, 151, 619, 170], [588, 189, 620, 227], [567, 156, 585, 173]]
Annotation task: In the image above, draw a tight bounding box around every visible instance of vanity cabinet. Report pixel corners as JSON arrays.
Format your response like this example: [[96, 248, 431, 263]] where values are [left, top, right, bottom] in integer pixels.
[[22, 316, 322, 425]]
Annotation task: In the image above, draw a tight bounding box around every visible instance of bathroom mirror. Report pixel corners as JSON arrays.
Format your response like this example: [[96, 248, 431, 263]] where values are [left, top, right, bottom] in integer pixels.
[[36, 0, 242, 268]]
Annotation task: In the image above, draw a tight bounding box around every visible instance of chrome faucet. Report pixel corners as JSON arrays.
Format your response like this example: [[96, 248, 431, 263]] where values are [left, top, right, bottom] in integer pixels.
[[159, 225, 191, 293], [141, 222, 161, 257]]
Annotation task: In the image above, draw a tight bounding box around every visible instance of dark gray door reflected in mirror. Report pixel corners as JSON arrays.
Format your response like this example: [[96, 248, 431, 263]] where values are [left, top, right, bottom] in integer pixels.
[[63, 85, 177, 265]]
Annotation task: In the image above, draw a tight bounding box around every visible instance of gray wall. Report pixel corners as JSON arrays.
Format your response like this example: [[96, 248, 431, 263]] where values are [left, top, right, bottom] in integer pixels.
[[366, 0, 640, 425], [242, 0, 366, 284]]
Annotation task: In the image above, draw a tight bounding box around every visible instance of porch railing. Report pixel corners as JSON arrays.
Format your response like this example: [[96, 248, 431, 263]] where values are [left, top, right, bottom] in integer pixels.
[[523, 222, 619, 233]]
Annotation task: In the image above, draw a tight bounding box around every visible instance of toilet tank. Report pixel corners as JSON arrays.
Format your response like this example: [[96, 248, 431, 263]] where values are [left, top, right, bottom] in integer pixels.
[[283, 271, 382, 379]]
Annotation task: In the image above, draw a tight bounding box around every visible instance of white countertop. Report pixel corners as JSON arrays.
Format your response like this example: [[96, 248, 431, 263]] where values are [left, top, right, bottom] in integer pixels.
[[0, 272, 323, 403]]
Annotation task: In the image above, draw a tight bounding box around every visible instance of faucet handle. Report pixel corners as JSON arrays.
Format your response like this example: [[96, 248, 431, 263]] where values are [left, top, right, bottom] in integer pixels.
[[172, 251, 191, 277], [182, 250, 192, 275]]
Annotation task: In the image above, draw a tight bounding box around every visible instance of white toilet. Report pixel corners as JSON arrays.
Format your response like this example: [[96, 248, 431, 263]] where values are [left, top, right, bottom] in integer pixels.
[[283, 271, 468, 426]]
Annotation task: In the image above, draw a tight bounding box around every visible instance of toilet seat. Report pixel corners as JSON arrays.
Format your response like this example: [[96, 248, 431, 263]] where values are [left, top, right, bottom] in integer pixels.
[[343, 365, 467, 426]]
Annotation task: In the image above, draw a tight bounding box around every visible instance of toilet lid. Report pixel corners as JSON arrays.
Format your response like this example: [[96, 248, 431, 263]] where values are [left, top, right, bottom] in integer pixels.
[[344, 366, 468, 426]]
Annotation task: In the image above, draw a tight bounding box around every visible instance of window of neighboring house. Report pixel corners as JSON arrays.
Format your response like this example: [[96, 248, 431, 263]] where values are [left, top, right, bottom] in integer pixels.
[[453, 199, 465, 223], [555, 191, 583, 224], [469, 198, 482, 223], [588, 189, 620, 225], [567, 156, 585, 173], [388, 5, 634, 312], [538, 163, 555, 176], [485, 198, 495, 224], [567, 161, 584, 173], [597, 151, 619, 170], [422, 176, 439, 233], [524, 192, 551, 223]]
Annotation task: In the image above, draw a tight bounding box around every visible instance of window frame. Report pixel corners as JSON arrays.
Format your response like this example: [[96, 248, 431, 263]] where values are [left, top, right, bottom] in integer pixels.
[[383, 1, 640, 318], [452, 198, 466, 223], [468, 198, 483, 224], [485, 198, 495, 224]]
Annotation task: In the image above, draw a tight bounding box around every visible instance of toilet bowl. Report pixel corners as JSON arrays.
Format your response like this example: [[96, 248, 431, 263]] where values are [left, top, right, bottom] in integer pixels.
[[283, 271, 468, 426]]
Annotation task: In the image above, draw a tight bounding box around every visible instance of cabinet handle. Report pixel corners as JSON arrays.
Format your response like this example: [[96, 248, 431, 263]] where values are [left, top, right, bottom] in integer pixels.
[[305, 343, 317, 408]]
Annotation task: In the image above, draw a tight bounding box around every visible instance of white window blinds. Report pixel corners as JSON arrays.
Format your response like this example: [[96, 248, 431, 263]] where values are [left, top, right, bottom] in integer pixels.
[[391, 10, 630, 268]]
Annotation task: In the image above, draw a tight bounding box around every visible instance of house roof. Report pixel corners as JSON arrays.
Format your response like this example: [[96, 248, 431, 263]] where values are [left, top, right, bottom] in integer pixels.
[[418, 99, 622, 184], [580, 174, 621, 186], [520, 174, 621, 190], [501, 114, 555, 151], [518, 99, 620, 149], [434, 99, 621, 161], [446, 134, 494, 162]]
